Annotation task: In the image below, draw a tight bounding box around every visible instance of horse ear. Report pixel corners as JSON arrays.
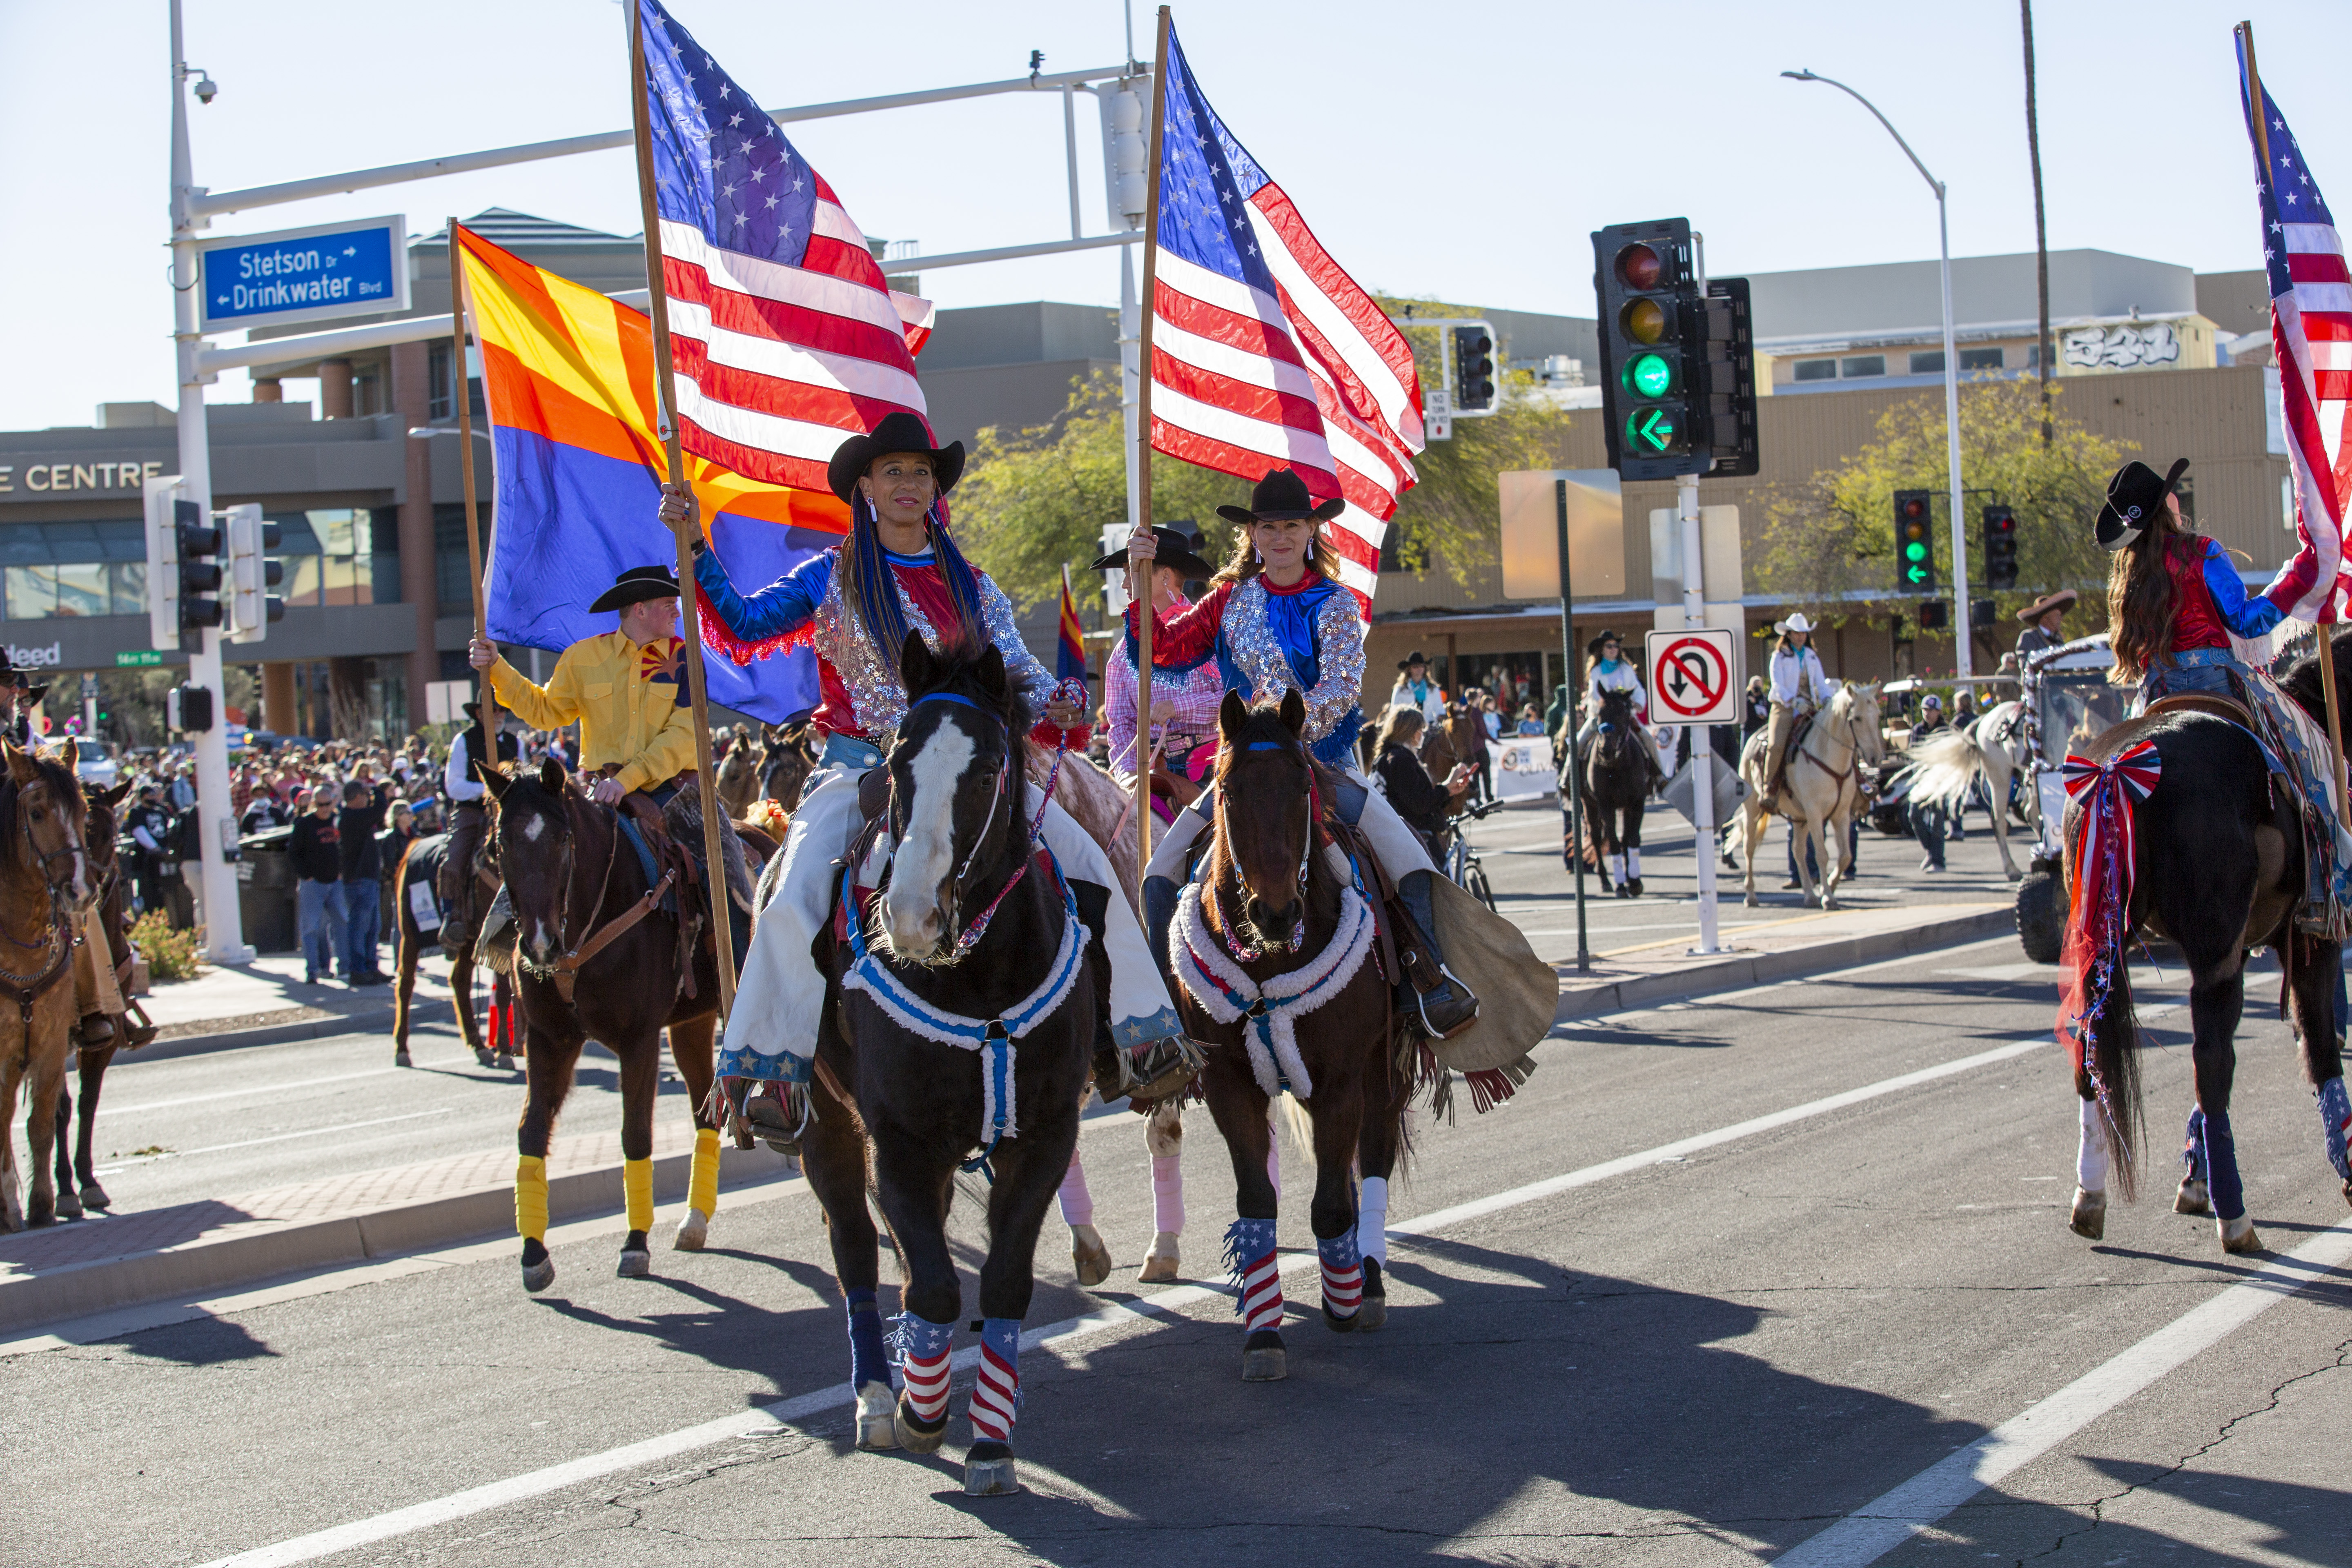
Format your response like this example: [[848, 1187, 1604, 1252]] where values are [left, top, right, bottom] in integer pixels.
[[60, 738, 78, 772], [4, 742, 35, 784], [479, 765, 510, 801], [976, 642, 1007, 701], [1219, 689, 1248, 742], [540, 757, 567, 795], [99, 781, 131, 808], [1278, 688, 1307, 736], [899, 630, 935, 693]]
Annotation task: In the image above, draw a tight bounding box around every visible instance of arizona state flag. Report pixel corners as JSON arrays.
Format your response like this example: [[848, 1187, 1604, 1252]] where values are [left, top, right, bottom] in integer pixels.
[[1057, 564, 1088, 683]]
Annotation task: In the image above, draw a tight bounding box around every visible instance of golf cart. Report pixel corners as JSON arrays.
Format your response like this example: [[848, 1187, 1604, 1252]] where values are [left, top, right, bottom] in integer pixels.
[[2012, 635, 2128, 962]]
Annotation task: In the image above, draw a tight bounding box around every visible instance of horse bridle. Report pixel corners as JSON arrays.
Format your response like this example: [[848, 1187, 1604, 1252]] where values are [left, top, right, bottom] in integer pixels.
[[1211, 738, 1320, 962], [510, 788, 675, 1004], [0, 774, 87, 1024], [885, 692, 1045, 960]]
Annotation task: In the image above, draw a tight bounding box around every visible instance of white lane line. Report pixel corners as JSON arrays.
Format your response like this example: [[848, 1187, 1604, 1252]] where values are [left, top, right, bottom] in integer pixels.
[[1772, 1217, 2352, 1568], [95, 1060, 489, 1120], [98, 1109, 454, 1169], [197, 1036, 2048, 1568]]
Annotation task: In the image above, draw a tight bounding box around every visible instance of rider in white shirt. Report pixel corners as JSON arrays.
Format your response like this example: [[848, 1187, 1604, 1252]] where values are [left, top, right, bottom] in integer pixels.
[[1574, 630, 1664, 777], [1760, 612, 1831, 812]]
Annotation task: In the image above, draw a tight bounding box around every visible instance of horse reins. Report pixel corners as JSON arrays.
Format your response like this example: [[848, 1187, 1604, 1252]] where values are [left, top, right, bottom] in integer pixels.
[[517, 789, 676, 1004], [1209, 740, 1319, 962], [0, 776, 87, 1026]]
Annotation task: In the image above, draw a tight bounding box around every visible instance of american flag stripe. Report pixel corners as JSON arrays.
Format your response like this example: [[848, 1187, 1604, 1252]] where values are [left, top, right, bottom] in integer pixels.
[[639, 0, 928, 499], [2240, 41, 2352, 621], [1237, 1247, 1284, 1330], [1146, 23, 1423, 621], [899, 1348, 951, 1422], [967, 1344, 1019, 1444]]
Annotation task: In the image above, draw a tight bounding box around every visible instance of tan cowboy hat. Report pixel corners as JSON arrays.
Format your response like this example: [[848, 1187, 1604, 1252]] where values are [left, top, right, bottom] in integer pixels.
[[2016, 588, 2078, 622]]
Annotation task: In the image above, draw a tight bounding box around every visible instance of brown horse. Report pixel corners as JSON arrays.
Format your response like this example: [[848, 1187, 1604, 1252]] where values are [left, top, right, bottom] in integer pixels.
[[392, 829, 515, 1071], [480, 760, 722, 1287], [52, 779, 142, 1218], [758, 718, 822, 810], [0, 741, 97, 1230], [1172, 691, 1410, 1381]]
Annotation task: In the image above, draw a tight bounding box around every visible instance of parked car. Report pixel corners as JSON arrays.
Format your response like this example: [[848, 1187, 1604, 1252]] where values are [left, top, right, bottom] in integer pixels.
[[73, 740, 121, 789]]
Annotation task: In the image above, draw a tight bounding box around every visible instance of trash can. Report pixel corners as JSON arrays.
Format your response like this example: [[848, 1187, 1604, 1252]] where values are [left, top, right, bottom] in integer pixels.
[[236, 823, 298, 953]]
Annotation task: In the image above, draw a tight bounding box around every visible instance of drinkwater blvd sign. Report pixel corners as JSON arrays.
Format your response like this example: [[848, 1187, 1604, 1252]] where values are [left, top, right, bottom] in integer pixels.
[[197, 216, 410, 332]]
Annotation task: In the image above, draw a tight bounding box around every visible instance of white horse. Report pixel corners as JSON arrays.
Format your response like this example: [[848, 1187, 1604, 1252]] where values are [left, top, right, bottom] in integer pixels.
[[1900, 699, 2031, 880], [1735, 682, 1884, 909]]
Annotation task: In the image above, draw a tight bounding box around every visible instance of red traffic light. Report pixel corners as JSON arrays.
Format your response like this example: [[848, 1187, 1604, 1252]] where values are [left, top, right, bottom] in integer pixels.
[[1898, 496, 1929, 524], [1615, 242, 1666, 291]]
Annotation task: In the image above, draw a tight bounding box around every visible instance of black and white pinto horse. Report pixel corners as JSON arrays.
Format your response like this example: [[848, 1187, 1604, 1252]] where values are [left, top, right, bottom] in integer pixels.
[[798, 634, 1099, 1497], [1584, 685, 1652, 896]]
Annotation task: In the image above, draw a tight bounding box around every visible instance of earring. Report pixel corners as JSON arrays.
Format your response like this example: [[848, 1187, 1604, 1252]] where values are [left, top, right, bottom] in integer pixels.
[[1253, 546, 1262, 563]]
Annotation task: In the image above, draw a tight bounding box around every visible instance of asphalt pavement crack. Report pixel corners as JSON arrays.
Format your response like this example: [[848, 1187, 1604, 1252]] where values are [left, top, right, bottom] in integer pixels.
[[1998, 1332, 2352, 1567]]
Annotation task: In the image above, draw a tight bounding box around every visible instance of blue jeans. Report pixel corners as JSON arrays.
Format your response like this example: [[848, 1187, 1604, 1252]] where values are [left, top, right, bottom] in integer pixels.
[[341, 878, 382, 980], [298, 880, 346, 980]]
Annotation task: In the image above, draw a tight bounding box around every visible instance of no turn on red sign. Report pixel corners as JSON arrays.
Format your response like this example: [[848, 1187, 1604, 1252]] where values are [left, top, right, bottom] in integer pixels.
[[1644, 628, 1737, 726]]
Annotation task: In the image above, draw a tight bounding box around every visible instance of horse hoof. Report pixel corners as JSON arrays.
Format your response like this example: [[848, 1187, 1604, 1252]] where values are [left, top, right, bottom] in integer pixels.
[[854, 1382, 898, 1450], [78, 1183, 110, 1212], [1743, 894, 1759, 909], [496, 1052, 519, 1073], [470, 1045, 495, 1069], [895, 1397, 949, 1455], [2174, 1177, 2211, 1216], [964, 1442, 1021, 1496], [1241, 1329, 1287, 1382], [1354, 1257, 1387, 1330], [2343, 1177, 2352, 1211], [1138, 1238, 1180, 1283], [673, 1207, 709, 1251], [56, 1189, 83, 1222], [2068, 1187, 2106, 1241], [1628, 879, 1643, 896], [522, 1256, 556, 1294], [396, 1047, 415, 1069], [1071, 1225, 1111, 1289], [617, 1234, 652, 1278], [1321, 1302, 1359, 1333], [2219, 1215, 2264, 1255]]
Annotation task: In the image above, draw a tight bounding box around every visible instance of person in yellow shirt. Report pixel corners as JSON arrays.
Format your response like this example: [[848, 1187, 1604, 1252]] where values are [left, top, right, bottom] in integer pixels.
[[466, 565, 697, 806]]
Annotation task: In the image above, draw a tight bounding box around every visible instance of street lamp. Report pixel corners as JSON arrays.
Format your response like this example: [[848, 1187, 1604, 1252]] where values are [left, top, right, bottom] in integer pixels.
[[1781, 68, 1972, 677]]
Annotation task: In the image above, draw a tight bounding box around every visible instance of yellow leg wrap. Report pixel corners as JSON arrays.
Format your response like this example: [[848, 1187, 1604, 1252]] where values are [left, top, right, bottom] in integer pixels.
[[515, 1155, 549, 1242], [624, 1157, 655, 1234], [688, 1127, 722, 1218]]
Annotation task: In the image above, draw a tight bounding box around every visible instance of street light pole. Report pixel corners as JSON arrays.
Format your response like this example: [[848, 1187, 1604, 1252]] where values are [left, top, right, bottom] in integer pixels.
[[1782, 69, 1972, 678]]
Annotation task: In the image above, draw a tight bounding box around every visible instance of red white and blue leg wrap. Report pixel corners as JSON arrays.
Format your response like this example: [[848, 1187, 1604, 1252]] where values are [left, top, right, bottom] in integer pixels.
[[1224, 1216, 1283, 1332], [2317, 1076, 2351, 1184], [1317, 1229, 1363, 1319], [967, 1317, 1021, 1445], [891, 1312, 954, 1425]]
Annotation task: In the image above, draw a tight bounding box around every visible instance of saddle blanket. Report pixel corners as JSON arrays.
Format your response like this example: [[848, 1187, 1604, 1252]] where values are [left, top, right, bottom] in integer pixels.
[[2229, 665, 2352, 935]]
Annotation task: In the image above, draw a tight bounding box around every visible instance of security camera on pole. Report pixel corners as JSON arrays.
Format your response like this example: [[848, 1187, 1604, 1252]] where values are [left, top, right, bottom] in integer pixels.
[[1592, 216, 1759, 955]]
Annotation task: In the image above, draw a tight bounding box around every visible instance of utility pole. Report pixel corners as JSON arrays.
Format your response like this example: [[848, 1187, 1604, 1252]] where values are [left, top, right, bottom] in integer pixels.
[[2023, 0, 2053, 445]]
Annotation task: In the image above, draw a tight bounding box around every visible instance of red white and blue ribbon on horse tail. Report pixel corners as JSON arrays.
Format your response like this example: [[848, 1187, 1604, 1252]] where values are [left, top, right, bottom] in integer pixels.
[[2056, 740, 2163, 1093]]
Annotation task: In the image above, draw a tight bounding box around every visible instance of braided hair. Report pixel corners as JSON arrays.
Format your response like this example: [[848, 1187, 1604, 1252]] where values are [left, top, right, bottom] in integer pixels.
[[833, 490, 989, 659]]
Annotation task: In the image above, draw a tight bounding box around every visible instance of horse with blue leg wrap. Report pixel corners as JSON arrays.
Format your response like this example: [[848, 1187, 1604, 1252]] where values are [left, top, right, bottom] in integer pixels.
[[795, 633, 1098, 1498]]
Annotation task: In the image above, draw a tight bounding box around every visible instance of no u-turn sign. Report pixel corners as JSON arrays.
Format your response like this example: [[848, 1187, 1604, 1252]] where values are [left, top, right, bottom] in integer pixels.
[[1645, 628, 1737, 726]]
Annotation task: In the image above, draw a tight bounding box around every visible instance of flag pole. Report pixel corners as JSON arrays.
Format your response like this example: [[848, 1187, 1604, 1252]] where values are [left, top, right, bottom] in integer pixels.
[[2241, 20, 2350, 824], [627, 7, 737, 1013], [1129, 4, 1174, 912], [445, 219, 499, 751]]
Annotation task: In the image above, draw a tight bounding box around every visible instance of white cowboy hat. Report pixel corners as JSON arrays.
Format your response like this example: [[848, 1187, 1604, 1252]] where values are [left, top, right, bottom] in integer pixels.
[[1782, 612, 1818, 633]]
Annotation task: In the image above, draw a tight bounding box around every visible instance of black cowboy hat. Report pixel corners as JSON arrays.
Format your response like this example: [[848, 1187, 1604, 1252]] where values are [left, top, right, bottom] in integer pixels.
[[2096, 458, 2189, 550], [1216, 467, 1346, 527], [1397, 650, 1431, 670], [1091, 524, 1214, 580], [1585, 630, 1624, 659], [0, 651, 48, 707], [826, 411, 965, 505], [2016, 588, 2078, 622], [588, 564, 682, 614]]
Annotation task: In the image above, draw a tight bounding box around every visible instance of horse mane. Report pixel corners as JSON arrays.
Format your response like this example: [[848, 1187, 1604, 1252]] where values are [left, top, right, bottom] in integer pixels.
[[2274, 638, 2352, 731], [0, 750, 86, 862]]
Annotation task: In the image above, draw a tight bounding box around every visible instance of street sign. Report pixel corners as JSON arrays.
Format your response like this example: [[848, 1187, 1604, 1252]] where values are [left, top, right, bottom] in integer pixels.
[[196, 215, 410, 332], [114, 649, 163, 668], [1499, 470, 1624, 598], [1646, 628, 1737, 726]]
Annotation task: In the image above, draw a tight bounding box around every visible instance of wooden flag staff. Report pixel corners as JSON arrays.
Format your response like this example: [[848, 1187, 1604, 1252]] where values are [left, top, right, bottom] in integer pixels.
[[626, 11, 738, 1014], [445, 220, 499, 750], [1127, 4, 1175, 912], [2241, 20, 2351, 825]]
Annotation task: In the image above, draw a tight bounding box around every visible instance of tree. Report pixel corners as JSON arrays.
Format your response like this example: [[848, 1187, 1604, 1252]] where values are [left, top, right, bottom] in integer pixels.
[[956, 307, 1579, 610], [1751, 379, 2130, 630]]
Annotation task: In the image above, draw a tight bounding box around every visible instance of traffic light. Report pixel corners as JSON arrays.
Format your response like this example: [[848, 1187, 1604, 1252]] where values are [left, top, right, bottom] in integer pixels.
[[1982, 504, 2018, 590], [1696, 278, 1759, 477], [224, 503, 285, 644], [1593, 218, 1695, 479], [1894, 490, 1937, 592], [1916, 598, 1950, 630], [1451, 325, 1496, 414]]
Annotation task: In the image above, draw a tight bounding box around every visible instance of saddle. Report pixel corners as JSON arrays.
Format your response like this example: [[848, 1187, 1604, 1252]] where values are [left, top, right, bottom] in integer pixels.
[[2145, 691, 2254, 728]]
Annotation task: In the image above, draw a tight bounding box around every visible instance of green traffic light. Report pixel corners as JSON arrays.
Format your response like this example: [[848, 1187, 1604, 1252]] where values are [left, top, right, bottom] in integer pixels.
[[1624, 352, 1673, 398], [1904, 541, 1928, 561], [1627, 406, 1680, 454]]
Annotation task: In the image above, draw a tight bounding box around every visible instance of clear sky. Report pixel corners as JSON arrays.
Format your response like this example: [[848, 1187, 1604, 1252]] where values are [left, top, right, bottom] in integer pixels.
[[2, 0, 2345, 429]]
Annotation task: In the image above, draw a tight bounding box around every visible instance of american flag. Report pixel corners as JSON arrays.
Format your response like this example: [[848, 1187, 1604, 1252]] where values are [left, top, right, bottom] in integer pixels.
[[2240, 41, 2352, 621], [1147, 24, 1424, 618], [636, 0, 935, 494]]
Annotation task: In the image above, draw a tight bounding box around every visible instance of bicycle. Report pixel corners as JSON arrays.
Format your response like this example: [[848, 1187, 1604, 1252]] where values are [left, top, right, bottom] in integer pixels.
[[1437, 796, 1504, 914]]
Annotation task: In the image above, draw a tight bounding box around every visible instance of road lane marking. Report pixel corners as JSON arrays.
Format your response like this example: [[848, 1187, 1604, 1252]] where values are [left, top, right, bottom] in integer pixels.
[[94, 1060, 489, 1119], [1770, 1216, 2352, 1568], [196, 1035, 2050, 1568], [96, 1109, 455, 1169]]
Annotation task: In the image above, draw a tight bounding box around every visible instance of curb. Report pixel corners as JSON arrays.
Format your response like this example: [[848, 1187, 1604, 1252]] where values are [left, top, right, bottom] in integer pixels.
[[1553, 905, 2013, 1023], [0, 1142, 791, 1337]]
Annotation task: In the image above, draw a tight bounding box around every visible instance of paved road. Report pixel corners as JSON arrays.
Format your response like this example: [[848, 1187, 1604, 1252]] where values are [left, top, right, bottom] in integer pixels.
[[27, 794, 2032, 1212], [12, 936, 2349, 1566]]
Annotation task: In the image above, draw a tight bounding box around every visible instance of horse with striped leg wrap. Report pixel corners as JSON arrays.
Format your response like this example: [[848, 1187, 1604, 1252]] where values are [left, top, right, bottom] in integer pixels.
[[795, 635, 1097, 1497], [1172, 691, 1412, 1381]]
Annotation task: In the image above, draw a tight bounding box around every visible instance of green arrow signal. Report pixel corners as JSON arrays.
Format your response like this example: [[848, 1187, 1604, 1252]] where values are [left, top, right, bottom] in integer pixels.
[[1635, 408, 1675, 452]]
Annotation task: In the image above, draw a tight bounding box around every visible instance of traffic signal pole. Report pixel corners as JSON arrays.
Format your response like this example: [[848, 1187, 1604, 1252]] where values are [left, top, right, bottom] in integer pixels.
[[169, 0, 251, 964], [1679, 475, 1721, 956]]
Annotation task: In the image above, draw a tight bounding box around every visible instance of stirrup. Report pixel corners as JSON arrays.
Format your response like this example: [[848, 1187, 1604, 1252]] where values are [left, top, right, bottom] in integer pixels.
[[1109, 1034, 1205, 1109], [1409, 964, 1480, 1040], [732, 1078, 813, 1154]]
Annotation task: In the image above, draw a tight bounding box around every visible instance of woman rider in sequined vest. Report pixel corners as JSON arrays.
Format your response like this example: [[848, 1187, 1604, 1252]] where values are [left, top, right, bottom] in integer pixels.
[[667, 413, 1190, 1140], [1126, 468, 1479, 1038]]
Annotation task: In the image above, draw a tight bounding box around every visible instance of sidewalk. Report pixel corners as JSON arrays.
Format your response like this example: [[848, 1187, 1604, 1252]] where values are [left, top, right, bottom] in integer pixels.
[[0, 1114, 790, 1336], [140, 949, 468, 1051]]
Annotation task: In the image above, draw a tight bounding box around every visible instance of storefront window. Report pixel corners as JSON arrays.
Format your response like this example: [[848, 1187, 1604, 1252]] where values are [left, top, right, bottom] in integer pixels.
[[269, 508, 399, 607], [51, 562, 108, 618], [5, 567, 51, 621]]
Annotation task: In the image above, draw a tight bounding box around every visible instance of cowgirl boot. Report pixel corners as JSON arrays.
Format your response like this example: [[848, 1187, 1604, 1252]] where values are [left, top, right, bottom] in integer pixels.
[[1394, 871, 1479, 1038], [1096, 877, 1201, 1106]]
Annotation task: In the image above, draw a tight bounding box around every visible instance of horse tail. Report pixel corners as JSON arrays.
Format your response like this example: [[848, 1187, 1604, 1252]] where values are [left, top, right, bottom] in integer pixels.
[[1900, 730, 1987, 812], [2085, 947, 2145, 1203], [2058, 793, 2145, 1203], [1272, 1092, 1316, 1169]]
